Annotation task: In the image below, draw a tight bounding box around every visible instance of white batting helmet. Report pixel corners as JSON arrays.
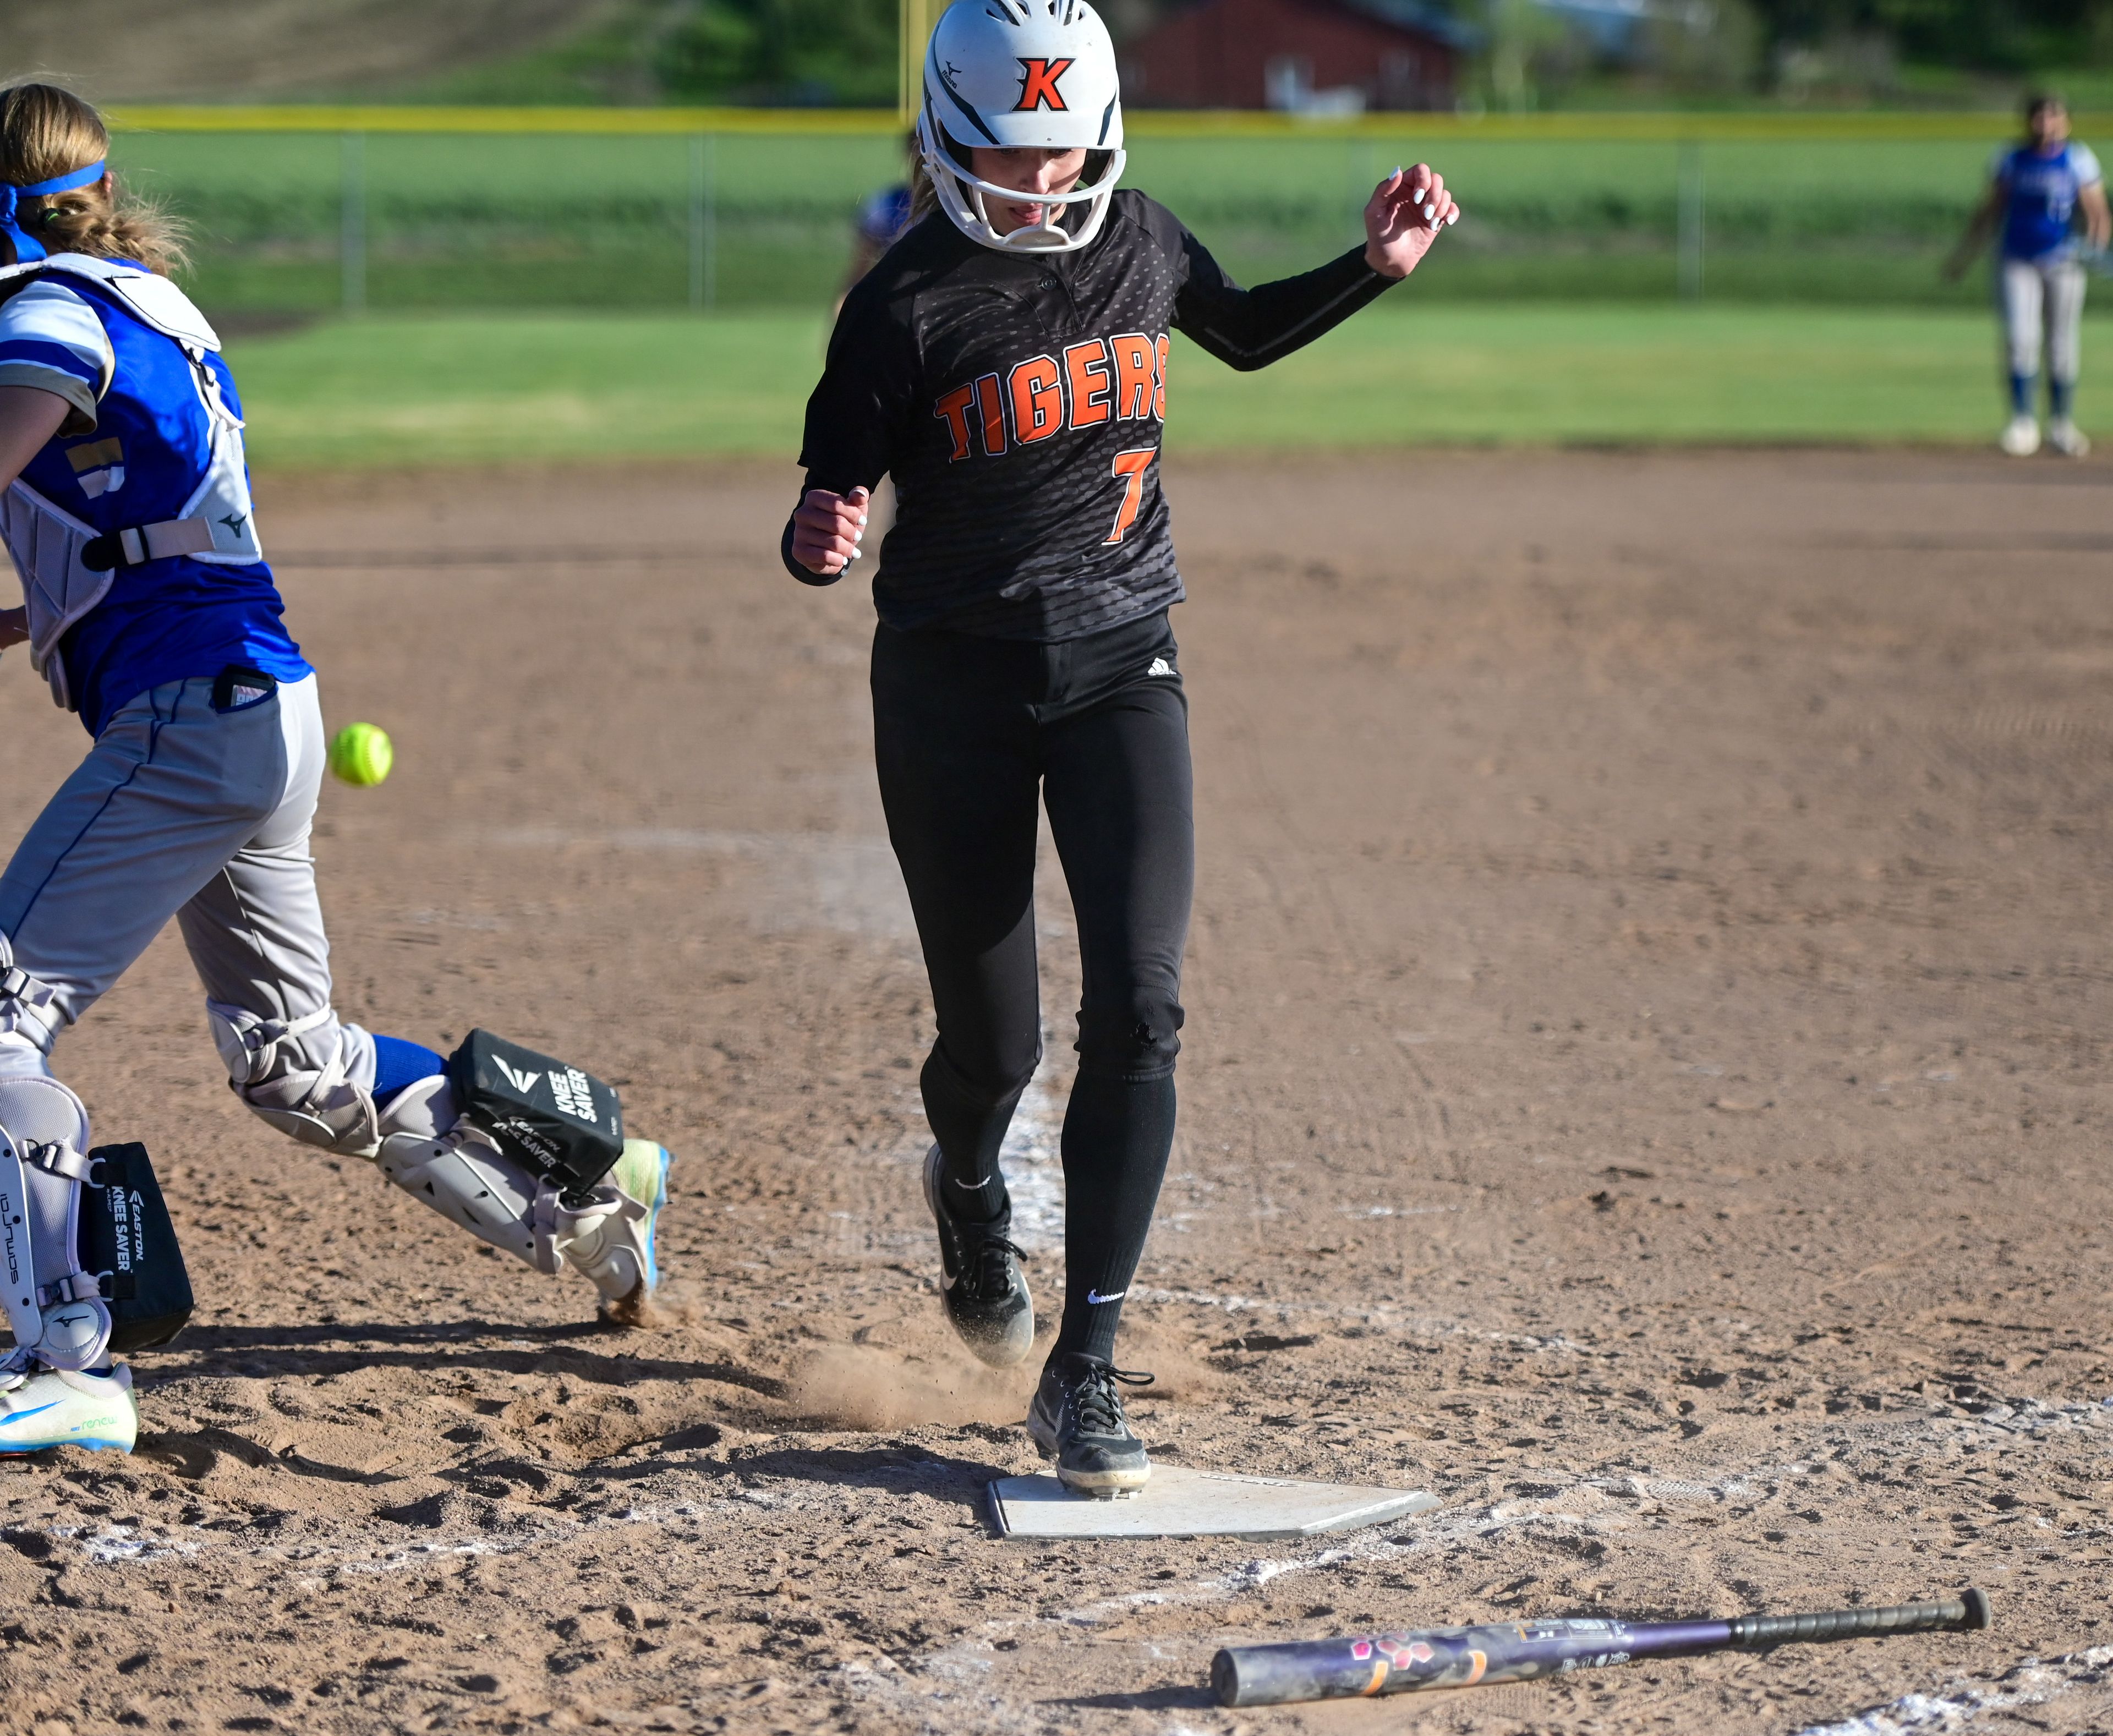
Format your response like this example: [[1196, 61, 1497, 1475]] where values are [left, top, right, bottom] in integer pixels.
[[919, 0, 1127, 254]]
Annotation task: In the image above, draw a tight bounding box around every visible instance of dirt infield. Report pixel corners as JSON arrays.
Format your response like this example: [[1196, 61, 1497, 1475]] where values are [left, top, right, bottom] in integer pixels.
[[4, 450, 2113, 1735]]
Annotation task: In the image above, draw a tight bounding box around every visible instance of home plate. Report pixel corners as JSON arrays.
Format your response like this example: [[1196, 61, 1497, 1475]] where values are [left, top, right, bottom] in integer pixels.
[[987, 1466, 1439, 1541]]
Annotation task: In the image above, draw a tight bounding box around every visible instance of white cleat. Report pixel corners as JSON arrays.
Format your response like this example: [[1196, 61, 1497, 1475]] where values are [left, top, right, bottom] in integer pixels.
[[563, 1138, 672, 1324], [2000, 414, 2041, 456], [2047, 417, 2092, 458], [0, 1357, 138, 1455]]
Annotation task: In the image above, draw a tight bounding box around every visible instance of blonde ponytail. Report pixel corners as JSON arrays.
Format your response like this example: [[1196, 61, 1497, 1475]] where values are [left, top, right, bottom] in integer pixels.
[[0, 83, 187, 276]]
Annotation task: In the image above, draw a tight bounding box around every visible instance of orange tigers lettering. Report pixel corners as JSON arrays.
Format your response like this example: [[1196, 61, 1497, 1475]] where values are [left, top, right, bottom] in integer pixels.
[[936, 332, 1168, 459], [974, 373, 1008, 457], [1109, 333, 1155, 420], [1064, 339, 1113, 429], [933, 383, 975, 462], [1009, 354, 1065, 442]]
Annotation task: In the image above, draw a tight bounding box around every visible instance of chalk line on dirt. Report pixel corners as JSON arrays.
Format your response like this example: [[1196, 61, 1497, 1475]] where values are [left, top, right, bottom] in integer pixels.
[[1794, 1647, 2113, 1735]]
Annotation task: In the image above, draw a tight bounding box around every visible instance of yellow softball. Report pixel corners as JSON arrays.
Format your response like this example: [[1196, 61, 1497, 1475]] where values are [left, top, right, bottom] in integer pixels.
[[327, 721, 393, 787]]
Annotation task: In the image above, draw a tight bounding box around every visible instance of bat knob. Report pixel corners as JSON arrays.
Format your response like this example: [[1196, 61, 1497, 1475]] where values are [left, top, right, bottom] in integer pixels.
[[1960, 1588, 1992, 1631]]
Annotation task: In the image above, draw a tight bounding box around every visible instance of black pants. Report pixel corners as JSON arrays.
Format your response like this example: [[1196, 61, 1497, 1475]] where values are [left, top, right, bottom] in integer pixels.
[[871, 609, 1194, 1365]]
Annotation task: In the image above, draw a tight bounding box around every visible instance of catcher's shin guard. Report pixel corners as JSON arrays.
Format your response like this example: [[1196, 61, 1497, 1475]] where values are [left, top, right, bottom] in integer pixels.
[[0, 1062, 193, 1370], [373, 1033, 669, 1311], [0, 1064, 108, 1369]]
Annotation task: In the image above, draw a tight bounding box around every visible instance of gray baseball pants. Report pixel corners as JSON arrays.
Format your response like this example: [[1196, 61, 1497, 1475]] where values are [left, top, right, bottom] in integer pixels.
[[0, 670, 374, 1093]]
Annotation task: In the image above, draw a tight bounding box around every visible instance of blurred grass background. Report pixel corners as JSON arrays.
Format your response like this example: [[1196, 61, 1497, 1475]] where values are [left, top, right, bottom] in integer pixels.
[[227, 304, 2019, 466], [116, 119, 2104, 460]]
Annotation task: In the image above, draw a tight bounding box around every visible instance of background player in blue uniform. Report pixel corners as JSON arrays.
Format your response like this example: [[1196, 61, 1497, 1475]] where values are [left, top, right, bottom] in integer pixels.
[[0, 85, 671, 1455], [1946, 91, 2109, 457], [834, 132, 919, 319], [784, 0, 1457, 1498]]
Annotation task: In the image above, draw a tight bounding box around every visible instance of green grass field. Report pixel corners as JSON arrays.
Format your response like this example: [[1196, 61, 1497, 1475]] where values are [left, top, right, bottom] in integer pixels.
[[125, 127, 2026, 311], [225, 302, 2098, 468]]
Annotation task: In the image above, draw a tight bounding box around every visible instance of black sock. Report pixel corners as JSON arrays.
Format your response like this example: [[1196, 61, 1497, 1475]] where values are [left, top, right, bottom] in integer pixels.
[[1054, 1071, 1175, 1364], [921, 1045, 1022, 1224]]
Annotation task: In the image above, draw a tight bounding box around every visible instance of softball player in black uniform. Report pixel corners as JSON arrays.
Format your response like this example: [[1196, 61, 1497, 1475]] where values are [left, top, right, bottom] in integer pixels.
[[785, 0, 1457, 1496]]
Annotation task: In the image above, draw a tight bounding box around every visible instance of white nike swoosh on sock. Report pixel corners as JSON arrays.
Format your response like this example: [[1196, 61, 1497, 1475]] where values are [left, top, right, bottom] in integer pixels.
[[1086, 1288, 1127, 1305]]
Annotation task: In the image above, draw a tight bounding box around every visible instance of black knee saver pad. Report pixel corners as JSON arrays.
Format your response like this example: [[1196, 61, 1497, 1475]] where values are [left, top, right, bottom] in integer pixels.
[[80, 1143, 194, 1352], [445, 1029, 625, 1197]]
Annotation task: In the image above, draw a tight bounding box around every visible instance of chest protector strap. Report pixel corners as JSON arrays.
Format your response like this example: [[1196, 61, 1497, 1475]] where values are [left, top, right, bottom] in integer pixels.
[[0, 255, 264, 714]]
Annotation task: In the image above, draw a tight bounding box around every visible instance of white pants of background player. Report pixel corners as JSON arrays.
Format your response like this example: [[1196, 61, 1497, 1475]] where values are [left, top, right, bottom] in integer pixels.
[[1999, 256, 2087, 406]]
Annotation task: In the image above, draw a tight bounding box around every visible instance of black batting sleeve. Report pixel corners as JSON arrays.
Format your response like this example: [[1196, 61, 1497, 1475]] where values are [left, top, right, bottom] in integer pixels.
[[1170, 224, 1398, 374], [781, 282, 918, 585]]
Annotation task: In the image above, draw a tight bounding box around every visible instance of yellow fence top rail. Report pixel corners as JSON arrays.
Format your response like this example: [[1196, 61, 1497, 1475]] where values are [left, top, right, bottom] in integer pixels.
[[104, 104, 2110, 143]]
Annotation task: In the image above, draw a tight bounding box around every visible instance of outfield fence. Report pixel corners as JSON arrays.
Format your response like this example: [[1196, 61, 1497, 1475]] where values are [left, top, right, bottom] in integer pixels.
[[104, 107, 2113, 316]]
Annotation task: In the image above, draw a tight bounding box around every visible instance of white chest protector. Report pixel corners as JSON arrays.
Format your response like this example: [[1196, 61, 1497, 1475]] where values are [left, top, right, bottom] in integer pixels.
[[0, 255, 264, 712]]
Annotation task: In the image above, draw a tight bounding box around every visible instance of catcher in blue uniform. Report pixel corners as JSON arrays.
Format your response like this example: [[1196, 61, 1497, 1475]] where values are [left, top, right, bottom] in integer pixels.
[[0, 84, 672, 1455]]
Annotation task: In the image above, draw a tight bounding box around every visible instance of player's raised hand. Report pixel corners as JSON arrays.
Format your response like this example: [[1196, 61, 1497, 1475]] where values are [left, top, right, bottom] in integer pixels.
[[791, 485, 872, 576], [1364, 164, 1459, 280]]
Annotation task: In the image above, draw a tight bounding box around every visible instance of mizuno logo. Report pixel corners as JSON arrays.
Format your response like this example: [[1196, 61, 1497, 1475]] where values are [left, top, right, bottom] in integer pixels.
[[492, 1057, 541, 1094], [1086, 1288, 1127, 1305], [1015, 57, 1073, 111]]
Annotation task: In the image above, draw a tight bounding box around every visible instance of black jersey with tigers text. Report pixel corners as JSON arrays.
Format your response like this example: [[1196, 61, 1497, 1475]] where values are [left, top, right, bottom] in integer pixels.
[[786, 189, 1398, 641]]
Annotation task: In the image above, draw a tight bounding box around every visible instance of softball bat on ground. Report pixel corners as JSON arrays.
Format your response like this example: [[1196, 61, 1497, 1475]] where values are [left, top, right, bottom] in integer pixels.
[[1212, 1587, 1990, 1707]]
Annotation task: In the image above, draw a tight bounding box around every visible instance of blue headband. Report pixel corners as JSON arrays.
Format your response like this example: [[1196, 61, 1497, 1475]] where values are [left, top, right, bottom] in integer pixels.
[[0, 160, 106, 264]]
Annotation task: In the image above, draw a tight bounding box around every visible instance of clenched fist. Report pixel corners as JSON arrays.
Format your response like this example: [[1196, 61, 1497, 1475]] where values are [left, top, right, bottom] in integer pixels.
[[791, 485, 872, 576]]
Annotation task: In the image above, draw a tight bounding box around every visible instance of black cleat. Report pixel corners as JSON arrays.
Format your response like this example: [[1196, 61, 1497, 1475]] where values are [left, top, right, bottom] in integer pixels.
[[922, 1146, 1034, 1367], [1027, 1353, 1154, 1498]]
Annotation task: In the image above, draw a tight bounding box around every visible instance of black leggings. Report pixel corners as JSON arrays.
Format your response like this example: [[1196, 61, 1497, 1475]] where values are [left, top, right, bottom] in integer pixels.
[[872, 609, 1194, 1365]]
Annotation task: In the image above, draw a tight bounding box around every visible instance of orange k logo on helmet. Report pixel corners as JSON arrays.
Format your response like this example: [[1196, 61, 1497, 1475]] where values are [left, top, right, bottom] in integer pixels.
[[1015, 57, 1074, 110]]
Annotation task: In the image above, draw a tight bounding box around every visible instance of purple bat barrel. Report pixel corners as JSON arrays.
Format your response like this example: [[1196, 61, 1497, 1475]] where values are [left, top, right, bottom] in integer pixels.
[[1212, 1618, 1688, 1706], [1212, 1591, 1986, 1708]]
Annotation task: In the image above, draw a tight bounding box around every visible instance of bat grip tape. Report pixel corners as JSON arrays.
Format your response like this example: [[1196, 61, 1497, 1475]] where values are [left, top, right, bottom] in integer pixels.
[[1728, 1590, 1988, 1648]]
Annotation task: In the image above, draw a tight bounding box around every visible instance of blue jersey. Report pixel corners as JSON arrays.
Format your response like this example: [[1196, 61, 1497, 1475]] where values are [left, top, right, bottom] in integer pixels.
[[1993, 140, 2103, 262], [0, 258, 308, 736]]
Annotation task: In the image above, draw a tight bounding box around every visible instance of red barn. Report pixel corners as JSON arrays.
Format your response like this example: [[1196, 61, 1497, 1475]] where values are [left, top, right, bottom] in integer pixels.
[[1118, 0, 1468, 112]]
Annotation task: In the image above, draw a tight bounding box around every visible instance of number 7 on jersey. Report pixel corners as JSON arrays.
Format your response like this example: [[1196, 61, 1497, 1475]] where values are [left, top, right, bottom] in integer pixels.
[[1104, 448, 1157, 545]]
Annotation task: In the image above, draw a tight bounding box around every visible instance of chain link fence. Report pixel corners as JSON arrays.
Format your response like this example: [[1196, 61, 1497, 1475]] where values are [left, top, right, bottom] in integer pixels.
[[103, 109, 2097, 317]]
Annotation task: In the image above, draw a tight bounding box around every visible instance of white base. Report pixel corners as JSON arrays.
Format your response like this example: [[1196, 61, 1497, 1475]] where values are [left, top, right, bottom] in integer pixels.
[[987, 1465, 1438, 1541]]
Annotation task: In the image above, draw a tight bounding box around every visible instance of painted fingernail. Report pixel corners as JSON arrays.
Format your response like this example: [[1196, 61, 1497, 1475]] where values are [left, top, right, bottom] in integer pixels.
[[1446, 209, 1459, 225], [1422, 203, 1436, 220], [1391, 165, 1403, 178]]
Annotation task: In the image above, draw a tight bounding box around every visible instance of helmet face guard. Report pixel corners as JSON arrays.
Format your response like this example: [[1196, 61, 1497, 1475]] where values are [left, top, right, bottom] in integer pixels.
[[920, 0, 1125, 255], [917, 113, 1126, 254]]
